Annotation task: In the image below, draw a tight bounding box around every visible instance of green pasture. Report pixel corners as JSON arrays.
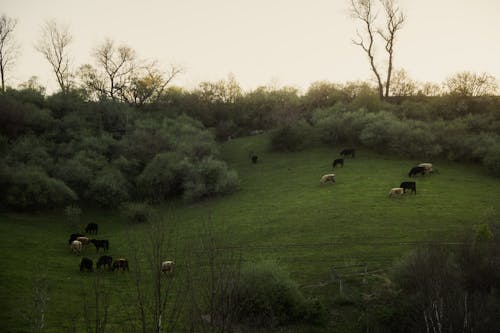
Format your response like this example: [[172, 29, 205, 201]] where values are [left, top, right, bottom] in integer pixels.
[[1, 134, 499, 332]]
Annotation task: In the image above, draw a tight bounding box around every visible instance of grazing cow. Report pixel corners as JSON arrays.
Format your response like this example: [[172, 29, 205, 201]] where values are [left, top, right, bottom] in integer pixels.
[[76, 236, 90, 245], [408, 166, 426, 178], [332, 158, 344, 168], [68, 233, 85, 245], [340, 149, 355, 158], [97, 255, 113, 269], [85, 223, 98, 235], [400, 181, 417, 194], [388, 188, 404, 198], [80, 257, 93, 272], [112, 259, 129, 271], [90, 239, 109, 252], [71, 240, 83, 255], [418, 163, 433, 174], [161, 261, 175, 274], [320, 174, 336, 184], [251, 155, 258, 164]]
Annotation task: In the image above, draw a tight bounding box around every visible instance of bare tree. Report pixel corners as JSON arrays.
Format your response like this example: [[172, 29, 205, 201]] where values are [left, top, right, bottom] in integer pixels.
[[121, 62, 183, 107], [35, 20, 73, 94], [82, 272, 112, 333], [79, 39, 136, 101], [350, 0, 405, 100], [22, 274, 49, 333], [444, 71, 498, 97], [125, 214, 185, 333], [390, 68, 417, 96], [186, 220, 242, 333], [0, 14, 19, 92]]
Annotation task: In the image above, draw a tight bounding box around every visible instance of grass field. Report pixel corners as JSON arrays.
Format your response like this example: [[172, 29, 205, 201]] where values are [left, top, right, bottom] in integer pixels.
[[1, 133, 500, 332]]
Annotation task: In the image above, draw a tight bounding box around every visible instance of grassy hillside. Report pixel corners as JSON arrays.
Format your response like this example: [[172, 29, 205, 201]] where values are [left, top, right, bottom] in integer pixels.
[[1, 133, 499, 332]]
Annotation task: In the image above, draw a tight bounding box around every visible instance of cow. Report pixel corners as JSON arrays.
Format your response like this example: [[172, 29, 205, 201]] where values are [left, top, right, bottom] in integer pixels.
[[408, 166, 426, 178], [80, 257, 93, 272], [76, 236, 90, 245], [400, 181, 416, 194], [68, 233, 85, 245], [388, 188, 404, 198], [112, 259, 129, 271], [85, 223, 98, 235], [90, 239, 109, 252], [332, 158, 344, 168], [97, 255, 113, 270], [161, 261, 175, 274], [71, 240, 83, 255], [418, 163, 433, 174], [320, 174, 336, 184], [340, 149, 355, 158]]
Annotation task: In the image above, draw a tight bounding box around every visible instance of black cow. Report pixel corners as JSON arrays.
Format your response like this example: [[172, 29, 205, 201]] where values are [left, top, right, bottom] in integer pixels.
[[68, 233, 85, 245], [408, 166, 426, 178], [400, 181, 417, 194], [251, 155, 258, 164], [80, 257, 93, 272], [97, 255, 113, 269], [332, 158, 344, 168], [90, 239, 109, 252], [340, 149, 355, 158], [112, 259, 129, 271], [85, 223, 98, 235]]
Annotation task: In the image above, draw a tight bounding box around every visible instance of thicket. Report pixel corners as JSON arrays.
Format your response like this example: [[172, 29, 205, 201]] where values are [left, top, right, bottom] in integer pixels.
[[230, 260, 325, 327], [366, 213, 500, 332], [0, 90, 238, 210], [2, 80, 500, 210]]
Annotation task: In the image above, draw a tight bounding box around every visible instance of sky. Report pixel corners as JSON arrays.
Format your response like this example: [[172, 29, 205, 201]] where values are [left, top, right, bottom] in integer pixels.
[[2, 0, 500, 93]]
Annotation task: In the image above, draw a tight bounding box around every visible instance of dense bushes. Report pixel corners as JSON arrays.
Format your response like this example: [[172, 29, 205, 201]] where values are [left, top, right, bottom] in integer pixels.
[[369, 218, 500, 332], [0, 167, 77, 210], [312, 104, 500, 170], [270, 120, 314, 152], [0, 95, 239, 210], [231, 261, 325, 327]]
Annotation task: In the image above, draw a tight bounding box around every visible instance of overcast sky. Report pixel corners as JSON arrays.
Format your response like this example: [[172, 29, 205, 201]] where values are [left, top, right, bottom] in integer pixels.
[[3, 0, 500, 93]]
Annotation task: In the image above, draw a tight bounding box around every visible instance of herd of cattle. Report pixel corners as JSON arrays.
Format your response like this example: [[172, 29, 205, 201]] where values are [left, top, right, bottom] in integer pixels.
[[319, 149, 436, 197], [68, 223, 175, 274]]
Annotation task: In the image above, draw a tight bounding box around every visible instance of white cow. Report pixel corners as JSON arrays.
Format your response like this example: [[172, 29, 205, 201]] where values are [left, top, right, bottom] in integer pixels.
[[320, 174, 336, 184], [161, 261, 175, 274], [388, 188, 404, 198], [71, 240, 83, 255]]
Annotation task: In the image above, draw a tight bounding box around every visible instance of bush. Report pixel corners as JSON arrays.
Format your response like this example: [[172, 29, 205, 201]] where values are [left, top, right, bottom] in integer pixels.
[[120, 202, 155, 224], [136, 152, 188, 201], [1, 167, 77, 210], [270, 120, 314, 151], [231, 260, 325, 327], [182, 157, 239, 201], [370, 221, 500, 333], [483, 144, 500, 175], [87, 168, 130, 208]]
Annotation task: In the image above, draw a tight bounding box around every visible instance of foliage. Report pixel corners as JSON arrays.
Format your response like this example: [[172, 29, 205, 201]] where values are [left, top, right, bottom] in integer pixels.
[[86, 167, 130, 208], [182, 157, 239, 201], [370, 219, 500, 333], [120, 201, 155, 224], [231, 260, 325, 327], [270, 120, 314, 152], [1, 166, 77, 210]]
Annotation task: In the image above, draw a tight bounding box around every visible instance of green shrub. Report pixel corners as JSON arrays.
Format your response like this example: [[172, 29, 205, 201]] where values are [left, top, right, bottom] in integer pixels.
[[136, 152, 188, 201], [231, 260, 325, 327], [182, 157, 239, 201], [87, 168, 130, 207], [1, 167, 77, 210], [120, 202, 155, 224], [270, 120, 313, 151]]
